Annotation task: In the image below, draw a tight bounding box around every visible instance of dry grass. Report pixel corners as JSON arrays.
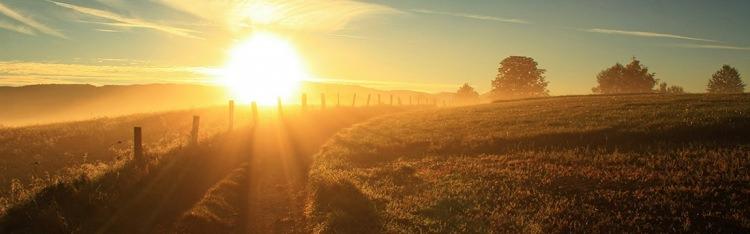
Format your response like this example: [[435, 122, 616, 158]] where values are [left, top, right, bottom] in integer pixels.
[[175, 164, 251, 233], [0, 130, 252, 233], [0, 105, 411, 233], [309, 94, 750, 233], [0, 106, 234, 215]]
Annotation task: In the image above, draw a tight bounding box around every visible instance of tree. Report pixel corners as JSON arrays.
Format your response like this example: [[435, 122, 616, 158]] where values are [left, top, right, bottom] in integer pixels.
[[707, 65, 745, 93], [667, 85, 685, 94], [592, 58, 657, 94], [455, 83, 480, 105], [657, 82, 685, 94], [658, 82, 668, 93], [491, 56, 549, 99]]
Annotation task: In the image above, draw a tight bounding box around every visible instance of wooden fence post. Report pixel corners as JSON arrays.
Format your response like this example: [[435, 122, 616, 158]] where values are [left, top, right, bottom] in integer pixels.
[[191, 116, 200, 145], [390, 95, 393, 105], [228, 100, 235, 131], [378, 94, 381, 105], [337, 93, 341, 107], [398, 97, 402, 106], [352, 93, 357, 107], [277, 97, 283, 116], [321, 93, 326, 110], [133, 127, 143, 161], [409, 96, 413, 105], [301, 93, 308, 111], [366, 94, 371, 107], [251, 101, 258, 123]]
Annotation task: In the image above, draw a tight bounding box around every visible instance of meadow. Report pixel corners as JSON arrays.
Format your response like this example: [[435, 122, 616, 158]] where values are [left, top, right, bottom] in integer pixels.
[[1, 94, 749, 233], [0, 105, 410, 233], [0, 106, 234, 214], [308, 94, 750, 233]]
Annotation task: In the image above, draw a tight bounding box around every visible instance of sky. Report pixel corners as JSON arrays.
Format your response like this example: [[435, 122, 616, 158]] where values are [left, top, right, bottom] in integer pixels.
[[0, 0, 749, 94]]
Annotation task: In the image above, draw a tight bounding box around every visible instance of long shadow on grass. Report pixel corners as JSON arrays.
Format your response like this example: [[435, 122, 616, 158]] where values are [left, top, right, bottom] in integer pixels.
[[314, 114, 750, 233], [0, 127, 256, 233], [237, 109, 395, 233]]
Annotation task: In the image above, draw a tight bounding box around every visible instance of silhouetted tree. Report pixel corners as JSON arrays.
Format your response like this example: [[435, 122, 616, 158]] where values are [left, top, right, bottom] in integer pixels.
[[592, 58, 657, 94], [667, 85, 685, 94], [707, 65, 745, 93], [657, 82, 685, 94], [455, 83, 480, 105], [491, 56, 549, 98], [658, 82, 668, 93]]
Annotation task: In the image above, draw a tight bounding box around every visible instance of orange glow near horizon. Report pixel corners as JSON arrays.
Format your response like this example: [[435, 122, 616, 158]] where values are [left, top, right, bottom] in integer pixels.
[[218, 31, 309, 105]]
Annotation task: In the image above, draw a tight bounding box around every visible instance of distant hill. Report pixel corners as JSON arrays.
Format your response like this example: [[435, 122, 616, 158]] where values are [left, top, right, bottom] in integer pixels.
[[0, 82, 446, 126], [0, 84, 230, 126]]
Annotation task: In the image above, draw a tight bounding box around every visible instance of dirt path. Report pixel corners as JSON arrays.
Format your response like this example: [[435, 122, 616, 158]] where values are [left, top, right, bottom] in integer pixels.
[[172, 108, 408, 233]]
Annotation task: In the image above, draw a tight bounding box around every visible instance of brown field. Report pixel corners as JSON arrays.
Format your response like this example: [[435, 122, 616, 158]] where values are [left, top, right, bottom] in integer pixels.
[[1, 94, 749, 233], [0, 107, 234, 212], [0, 105, 410, 233], [309, 94, 750, 233]]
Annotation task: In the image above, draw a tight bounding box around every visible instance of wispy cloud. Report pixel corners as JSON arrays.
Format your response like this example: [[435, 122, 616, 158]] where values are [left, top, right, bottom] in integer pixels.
[[48, 1, 200, 39], [0, 19, 35, 35], [156, 0, 402, 33], [412, 9, 530, 24], [583, 28, 718, 43], [0, 76, 79, 86], [95, 28, 121, 33], [0, 2, 66, 38], [0, 61, 212, 86], [672, 44, 750, 51]]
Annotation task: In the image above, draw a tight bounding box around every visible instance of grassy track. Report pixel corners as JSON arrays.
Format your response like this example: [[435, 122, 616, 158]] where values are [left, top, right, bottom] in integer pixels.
[[309, 94, 750, 233], [0, 106, 411, 233]]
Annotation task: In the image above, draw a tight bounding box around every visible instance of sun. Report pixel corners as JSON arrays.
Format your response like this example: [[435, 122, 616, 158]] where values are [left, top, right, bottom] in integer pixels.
[[219, 31, 309, 105]]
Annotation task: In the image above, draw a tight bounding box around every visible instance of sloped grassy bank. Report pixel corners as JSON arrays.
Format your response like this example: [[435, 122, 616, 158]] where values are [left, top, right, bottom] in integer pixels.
[[308, 94, 750, 233]]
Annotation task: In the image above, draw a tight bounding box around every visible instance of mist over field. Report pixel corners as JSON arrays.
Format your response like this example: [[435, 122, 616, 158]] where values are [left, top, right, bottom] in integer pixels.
[[0, 84, 229, 126], [0, 83, 439, 126]]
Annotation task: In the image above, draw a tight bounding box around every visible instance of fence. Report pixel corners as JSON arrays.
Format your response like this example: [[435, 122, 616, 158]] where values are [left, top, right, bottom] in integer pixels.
[[131, 93, 446, 163]]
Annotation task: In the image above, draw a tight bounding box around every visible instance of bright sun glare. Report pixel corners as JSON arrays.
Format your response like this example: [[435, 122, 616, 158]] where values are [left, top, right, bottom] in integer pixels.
[[219, 32, 309, 105]]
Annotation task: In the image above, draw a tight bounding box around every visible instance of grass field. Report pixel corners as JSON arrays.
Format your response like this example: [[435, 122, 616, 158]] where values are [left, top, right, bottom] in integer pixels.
[[308, 94, 750, 233], [0, 105, 410, 233], [0, 107, 235, 214], [2, 94, 748, 233]]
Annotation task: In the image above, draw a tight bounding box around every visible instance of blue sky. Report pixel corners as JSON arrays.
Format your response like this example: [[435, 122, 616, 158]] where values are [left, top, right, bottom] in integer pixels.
[[1, 0, 749, 94]]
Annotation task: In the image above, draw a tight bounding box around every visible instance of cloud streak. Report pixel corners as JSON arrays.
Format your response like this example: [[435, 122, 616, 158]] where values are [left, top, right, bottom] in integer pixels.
[[412, 9, 530, 24], [95, 28, 122, 33], [0, 2, 66, 38], [48, 1, 200, 39], [0, 19, 35, 35], [672, 44, 750, 51], [583, 28, 718, 43], [0, 61, 212, 86], [157, 0, 402, 33]]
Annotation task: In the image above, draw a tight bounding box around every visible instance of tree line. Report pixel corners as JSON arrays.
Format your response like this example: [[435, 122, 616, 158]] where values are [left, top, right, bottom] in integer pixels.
[[454, 56, 746, 102]]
